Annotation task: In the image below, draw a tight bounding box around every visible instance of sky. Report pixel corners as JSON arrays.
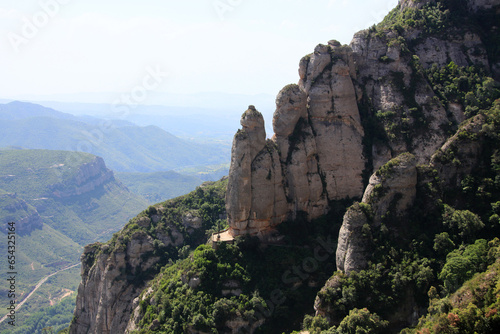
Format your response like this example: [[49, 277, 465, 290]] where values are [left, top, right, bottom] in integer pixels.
[[0, 0, 398, 103]]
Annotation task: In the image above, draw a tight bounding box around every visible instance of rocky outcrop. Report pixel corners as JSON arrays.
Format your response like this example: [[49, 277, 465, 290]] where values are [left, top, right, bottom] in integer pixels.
[[336, 153, 417, 274], [350, 28, 449, 166], [335, 204, 371, 274], [225, 0, 498, 238], [297, 43, 366, 201], [0, 193, 43, 235], [182, 211, 203, 232], [71, 214, 184, 334], [430, 114, 486, 189], [227, 44, 367, 236], [314, 274, 344, 322], [362, 153, 418, 222], [51, 156, 115, 198], [226, 106, 288, 237]]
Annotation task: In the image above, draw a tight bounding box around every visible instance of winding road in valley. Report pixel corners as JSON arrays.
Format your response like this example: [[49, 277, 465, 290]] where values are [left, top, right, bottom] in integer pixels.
[[0, 263, 81, 325]]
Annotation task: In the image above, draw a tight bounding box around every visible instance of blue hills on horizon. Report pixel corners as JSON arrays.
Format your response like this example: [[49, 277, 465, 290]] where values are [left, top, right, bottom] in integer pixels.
[[0, 100, 231, 174]]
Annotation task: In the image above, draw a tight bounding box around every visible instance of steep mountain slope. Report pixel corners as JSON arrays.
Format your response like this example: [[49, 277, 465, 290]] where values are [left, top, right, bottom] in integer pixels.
[[70, 179, 227, 333], [0, 101, 230, 173], [69, 0, 500, 333]]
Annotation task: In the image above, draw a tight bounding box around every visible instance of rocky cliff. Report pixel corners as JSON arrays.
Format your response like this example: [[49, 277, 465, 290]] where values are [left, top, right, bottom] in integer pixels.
[[336, 152, 418, 274], [72, 224, 184, 334], [226, 0, 499, 237], [50, 156, 115, 198], [0, 193, 43, 235], [314, 105, 497, 327], [70, 180, 227, 334]]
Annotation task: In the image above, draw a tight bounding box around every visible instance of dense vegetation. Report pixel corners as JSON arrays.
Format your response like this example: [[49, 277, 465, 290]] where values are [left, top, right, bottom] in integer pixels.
[[0, 296, 76, 334], [107, 178, 229, 254], [129, 205, 347, 334], [412, 242, 500, 333], [0, 149, 145, 328]]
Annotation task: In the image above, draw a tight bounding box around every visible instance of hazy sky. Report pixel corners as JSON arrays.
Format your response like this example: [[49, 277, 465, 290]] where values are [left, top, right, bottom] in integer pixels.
[[0, 0, 398, 101]]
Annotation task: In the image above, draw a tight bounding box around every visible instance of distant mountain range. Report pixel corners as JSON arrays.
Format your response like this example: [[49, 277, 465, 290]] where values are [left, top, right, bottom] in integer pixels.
[[0, 91, 276, 140], [0, 101, 231, 173]]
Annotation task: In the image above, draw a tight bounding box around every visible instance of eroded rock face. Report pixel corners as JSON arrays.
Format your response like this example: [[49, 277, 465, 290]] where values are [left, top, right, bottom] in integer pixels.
[[336, 203, 370, 274], [336, 153, 417, 275], [0, 193, 43, 235], [227, 31, 456, 235], [430, 114, 487, 189], [301, 44, 366, 201], [226, 106, 288, 237], [225, 0, 498, 238], [363, 153, 418, 223], [227, 44, 367, 235], [182, 212, 203, 230], [70, 224, 184, 334], [50, 157, 115, 198], [350, 29, 449, 166]]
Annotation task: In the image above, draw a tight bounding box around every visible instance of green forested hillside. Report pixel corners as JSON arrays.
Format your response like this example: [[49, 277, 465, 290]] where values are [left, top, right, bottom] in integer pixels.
[[0, 149, 146, 330]]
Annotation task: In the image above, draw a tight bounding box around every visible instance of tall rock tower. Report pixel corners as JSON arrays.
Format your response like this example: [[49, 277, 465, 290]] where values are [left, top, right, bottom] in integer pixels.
[[226, 41, 368, 238]]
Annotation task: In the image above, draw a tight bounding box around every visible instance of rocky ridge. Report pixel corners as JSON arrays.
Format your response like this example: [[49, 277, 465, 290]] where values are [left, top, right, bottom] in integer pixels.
[[71, 212, 189, 334], [226, 0, 499, 237], [50, 156, 115, 198], [70, 180, 227, 334]]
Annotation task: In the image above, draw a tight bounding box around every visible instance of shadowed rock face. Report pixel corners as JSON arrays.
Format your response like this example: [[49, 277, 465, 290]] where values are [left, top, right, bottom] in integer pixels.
[[336, 153, 418, 274]]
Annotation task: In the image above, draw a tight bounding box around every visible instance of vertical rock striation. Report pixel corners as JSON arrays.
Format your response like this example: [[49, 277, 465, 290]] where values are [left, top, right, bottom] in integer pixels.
[[227, 43, 368, 236], [226, 106, 288, 237], [336, 153, 418, 274], [225, 0, 497, 238]]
